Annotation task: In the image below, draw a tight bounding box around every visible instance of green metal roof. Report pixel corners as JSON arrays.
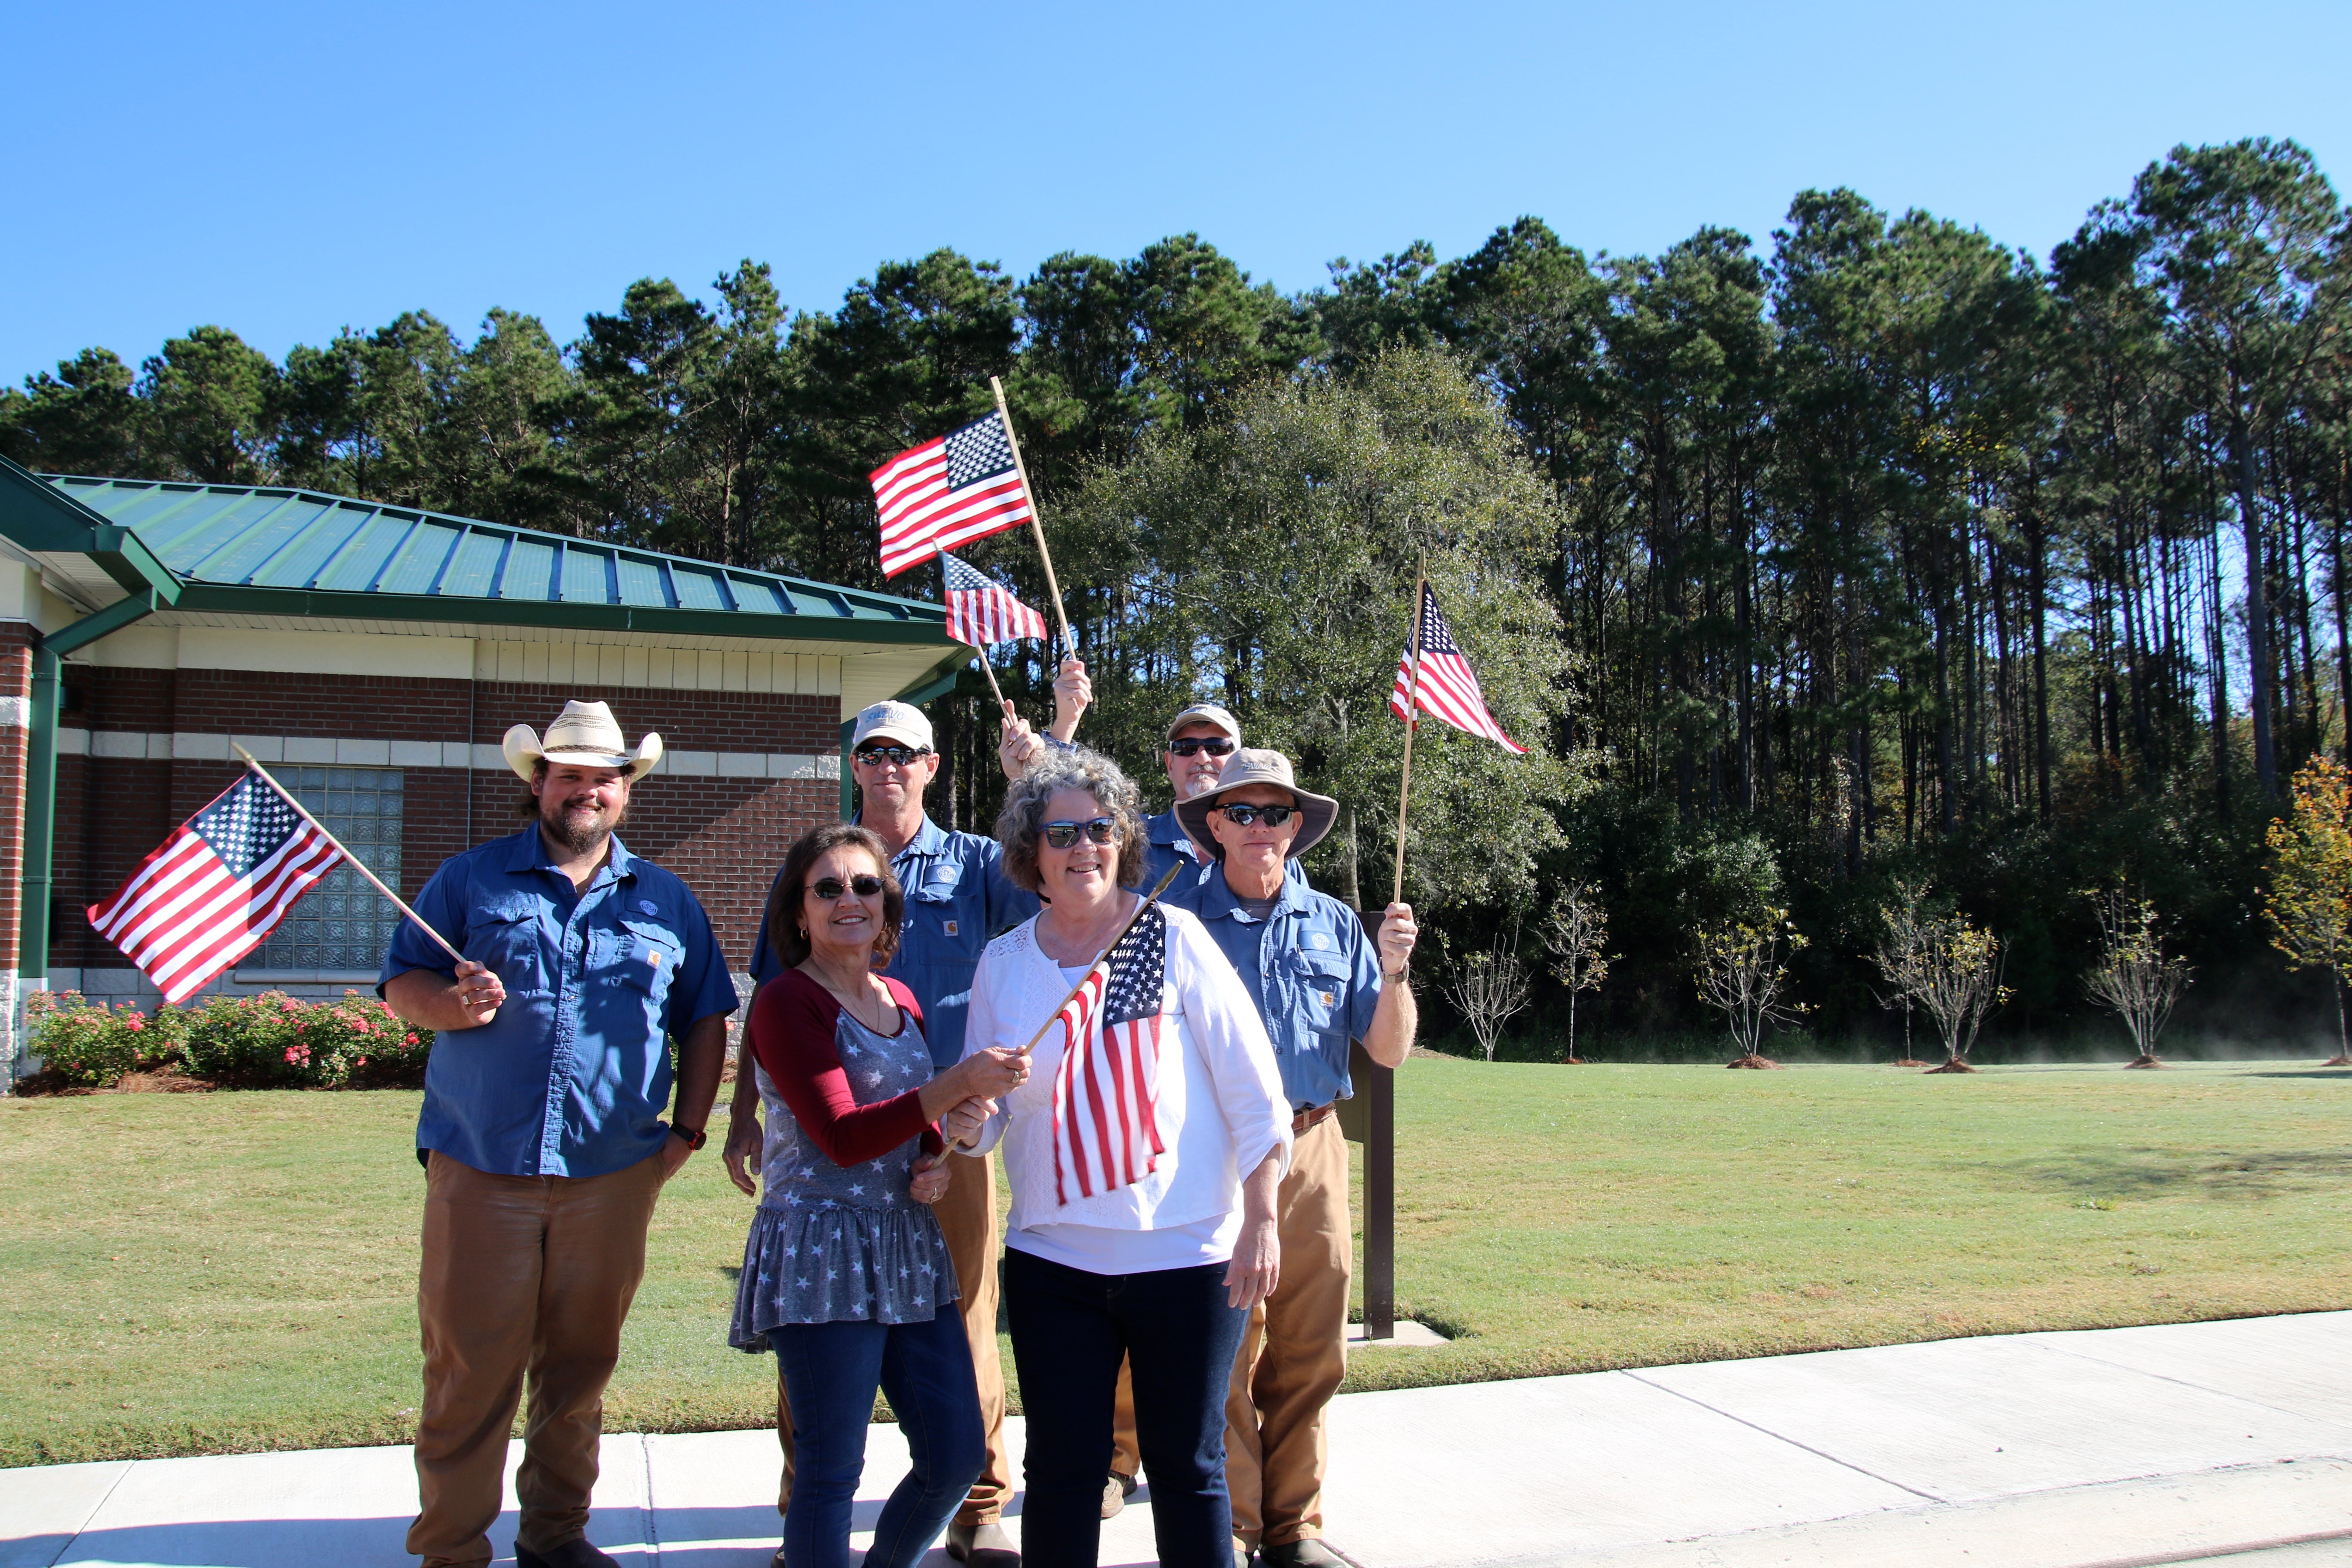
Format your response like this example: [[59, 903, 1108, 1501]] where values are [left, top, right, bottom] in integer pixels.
[[24, 472, 950, 648]]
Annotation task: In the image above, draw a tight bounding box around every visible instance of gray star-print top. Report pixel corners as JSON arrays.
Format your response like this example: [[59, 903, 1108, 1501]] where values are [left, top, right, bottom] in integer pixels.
[[729, 974, 958, 1344]]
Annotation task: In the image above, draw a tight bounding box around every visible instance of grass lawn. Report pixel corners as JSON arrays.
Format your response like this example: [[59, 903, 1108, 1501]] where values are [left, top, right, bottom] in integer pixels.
[[3, 1057, 2347, 1466]]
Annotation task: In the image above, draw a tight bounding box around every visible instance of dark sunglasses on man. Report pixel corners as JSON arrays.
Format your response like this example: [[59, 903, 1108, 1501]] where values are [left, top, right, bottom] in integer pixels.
[[1216, 802, 1297, 827], [807, 874, 887, 900], [855, 744, 932, 767], [1042, 817, 1121, 849], [1166, 736, 1237, 758]]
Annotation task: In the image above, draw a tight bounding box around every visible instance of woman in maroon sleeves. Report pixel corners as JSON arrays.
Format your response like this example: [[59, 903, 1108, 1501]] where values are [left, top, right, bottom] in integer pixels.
[[729, 822, 1028, 1568]]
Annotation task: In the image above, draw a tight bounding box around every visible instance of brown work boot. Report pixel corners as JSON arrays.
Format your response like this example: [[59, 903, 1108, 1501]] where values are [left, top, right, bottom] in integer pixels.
[[946, 1519, 1020, 1566], [1262, 1541, 1348, 1568]]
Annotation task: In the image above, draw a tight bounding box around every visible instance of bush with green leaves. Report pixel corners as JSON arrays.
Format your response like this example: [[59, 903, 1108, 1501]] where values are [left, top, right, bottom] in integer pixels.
[[25, 988, 431, 1089]]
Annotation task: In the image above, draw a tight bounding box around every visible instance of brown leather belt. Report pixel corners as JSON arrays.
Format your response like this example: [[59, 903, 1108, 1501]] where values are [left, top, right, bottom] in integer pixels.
[[1292, 1103, 1336, 1134]]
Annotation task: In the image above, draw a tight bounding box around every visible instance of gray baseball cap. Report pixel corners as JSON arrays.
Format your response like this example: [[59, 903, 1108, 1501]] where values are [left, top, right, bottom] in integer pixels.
[[1165, 702, 1242, 745]]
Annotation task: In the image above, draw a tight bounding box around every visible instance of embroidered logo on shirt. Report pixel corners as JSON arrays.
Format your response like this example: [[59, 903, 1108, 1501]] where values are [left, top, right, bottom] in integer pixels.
[[944, 919, 959, 936], [1320, 991, 1335, 1008], [1308, 934, 1329, 949], [638, 900, 658, 915]]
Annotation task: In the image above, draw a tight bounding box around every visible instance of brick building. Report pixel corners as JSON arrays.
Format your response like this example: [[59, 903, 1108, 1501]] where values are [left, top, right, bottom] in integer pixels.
[[0, 457, 964, 1082]]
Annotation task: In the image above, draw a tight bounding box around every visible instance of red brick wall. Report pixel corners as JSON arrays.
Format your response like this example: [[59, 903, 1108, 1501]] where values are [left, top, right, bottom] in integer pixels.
[[0, 622, 32, 980], [54, 668, 842, 974]]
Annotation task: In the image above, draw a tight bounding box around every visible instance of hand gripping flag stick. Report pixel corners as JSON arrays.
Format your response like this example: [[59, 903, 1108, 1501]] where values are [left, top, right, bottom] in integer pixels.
[[945, 860, 1186, 1151], [231, 743, 465, 965]]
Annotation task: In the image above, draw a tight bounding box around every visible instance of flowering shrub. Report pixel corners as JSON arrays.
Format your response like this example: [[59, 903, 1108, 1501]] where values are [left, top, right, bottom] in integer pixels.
[[25, 989, 432, 1090]]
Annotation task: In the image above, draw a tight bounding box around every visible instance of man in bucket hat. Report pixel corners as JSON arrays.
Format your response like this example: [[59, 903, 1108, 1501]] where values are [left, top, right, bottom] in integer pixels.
[[1173, 750, 1419, 1568], [383, 700, 740, 1568]]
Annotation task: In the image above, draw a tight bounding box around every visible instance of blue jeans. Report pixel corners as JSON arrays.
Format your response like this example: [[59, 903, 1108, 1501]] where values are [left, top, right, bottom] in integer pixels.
[[1003, 1247, 1250, 1568], [771, 1311, 985, 1568]]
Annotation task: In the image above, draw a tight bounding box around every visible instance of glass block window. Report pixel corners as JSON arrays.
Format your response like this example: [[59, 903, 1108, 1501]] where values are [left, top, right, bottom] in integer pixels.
[[254, 767, 404, 973]]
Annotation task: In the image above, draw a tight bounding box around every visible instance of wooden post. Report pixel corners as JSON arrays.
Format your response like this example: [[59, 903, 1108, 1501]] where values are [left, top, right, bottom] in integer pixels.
[[231, 745, 464, 965], [1364, 556, 1426, 1343], [989, 376, 1075, 658]]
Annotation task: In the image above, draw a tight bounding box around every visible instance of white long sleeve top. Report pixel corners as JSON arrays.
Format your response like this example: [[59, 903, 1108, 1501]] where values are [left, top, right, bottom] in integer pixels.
[[960, 903, 1293, 1274]]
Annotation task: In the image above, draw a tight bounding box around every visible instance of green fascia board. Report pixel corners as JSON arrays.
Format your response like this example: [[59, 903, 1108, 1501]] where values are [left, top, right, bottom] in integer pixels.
[[168, 582, 951, 646], [0, 456, 181, 603]]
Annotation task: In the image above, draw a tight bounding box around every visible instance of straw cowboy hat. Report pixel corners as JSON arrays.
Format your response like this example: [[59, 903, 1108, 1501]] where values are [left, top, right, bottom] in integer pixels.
[[502, 701, 664, 783], [1174, 748, 1340, 860]]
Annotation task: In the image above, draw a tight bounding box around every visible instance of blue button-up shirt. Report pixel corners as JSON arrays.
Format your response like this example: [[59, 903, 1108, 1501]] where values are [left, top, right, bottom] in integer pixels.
[[1183, 864, 1385, 1111], [753, 814, 1037, 1069], [1141, 808, 1211, 893], [381, 826, 739, 1179]]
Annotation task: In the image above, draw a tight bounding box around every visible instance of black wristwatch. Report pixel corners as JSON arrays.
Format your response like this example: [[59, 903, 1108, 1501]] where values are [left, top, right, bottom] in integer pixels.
[[668, 1121, 707, 1151]]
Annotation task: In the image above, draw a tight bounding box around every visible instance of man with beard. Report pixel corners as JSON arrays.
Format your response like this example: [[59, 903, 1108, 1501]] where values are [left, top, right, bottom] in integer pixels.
[[1144, 703, 1244, 888], [383, 700, 740, 1568]]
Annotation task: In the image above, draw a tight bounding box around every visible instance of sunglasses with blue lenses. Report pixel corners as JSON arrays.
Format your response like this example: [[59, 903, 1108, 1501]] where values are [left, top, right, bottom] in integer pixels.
[[1042, 817, 1121, 849]]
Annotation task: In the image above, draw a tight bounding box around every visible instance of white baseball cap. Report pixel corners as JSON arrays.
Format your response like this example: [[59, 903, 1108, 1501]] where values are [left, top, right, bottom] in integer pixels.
[[851, 700, 934, 752]]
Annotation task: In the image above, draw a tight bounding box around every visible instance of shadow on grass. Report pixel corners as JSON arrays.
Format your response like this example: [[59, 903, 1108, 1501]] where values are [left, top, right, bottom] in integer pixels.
[[2005, 1146, 2352, 1201], [2240, 1070, 2352, 1081]]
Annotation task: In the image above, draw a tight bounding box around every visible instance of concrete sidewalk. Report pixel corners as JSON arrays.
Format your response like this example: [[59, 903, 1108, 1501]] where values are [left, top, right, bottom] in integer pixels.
[[5, 1312, 2349, 1568]]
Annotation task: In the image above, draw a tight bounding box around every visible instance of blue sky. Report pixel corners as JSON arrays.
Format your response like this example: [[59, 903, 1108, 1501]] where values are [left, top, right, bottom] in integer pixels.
[[6, 0, 2348, 384]]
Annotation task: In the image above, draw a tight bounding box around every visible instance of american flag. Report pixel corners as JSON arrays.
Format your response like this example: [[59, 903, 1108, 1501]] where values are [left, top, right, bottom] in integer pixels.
[[1049, 905, 1170, 1204], [1388, 581, 1527, 754], [942, 552, 1047, 648], [871, 410, 1035, 578], [86, 770, 343, 1004]]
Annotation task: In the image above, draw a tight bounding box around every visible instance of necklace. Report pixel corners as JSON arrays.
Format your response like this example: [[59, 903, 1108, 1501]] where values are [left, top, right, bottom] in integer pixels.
[[801, 959, 896, 1035]]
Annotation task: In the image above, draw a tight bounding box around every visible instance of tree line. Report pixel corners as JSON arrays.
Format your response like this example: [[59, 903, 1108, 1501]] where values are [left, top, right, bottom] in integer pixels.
[[9, 136, 2351, 1054]]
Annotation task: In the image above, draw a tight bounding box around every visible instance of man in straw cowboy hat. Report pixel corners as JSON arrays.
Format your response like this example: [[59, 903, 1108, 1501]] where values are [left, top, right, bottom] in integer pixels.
[[1171, 749, 1419, 1568], [382, 700, 741, 1568]]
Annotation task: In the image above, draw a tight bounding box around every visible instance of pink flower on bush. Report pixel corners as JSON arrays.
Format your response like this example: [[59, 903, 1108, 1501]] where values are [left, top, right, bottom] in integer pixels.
[[405, 1033, 420, 1046], [125, 1018, 144, 1032], [355, 1056, 368, 1068], [284, 1044, 309, 1065]]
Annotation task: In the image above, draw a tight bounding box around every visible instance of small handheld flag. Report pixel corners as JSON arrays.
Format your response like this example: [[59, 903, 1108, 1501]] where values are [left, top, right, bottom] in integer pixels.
[[1388, 581, 1526, 754], [872, 410, 1036, 578], [87, 771, 345, 1003], [942, 552, 1048, 649], [1049, 904, 1170, 1204]]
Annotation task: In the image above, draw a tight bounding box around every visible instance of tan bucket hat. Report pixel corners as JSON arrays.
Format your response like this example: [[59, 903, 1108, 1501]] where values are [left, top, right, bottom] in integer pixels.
[[502, 701, 664, 782], [1173, 748, 1339, 860]]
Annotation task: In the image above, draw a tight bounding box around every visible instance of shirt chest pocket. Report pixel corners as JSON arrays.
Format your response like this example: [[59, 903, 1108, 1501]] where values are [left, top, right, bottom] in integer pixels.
[[605, 916, 686, 1003], [905, 862, 981, 961], [1282, 950, 1355, 1039], [470, 904, 545, 995]]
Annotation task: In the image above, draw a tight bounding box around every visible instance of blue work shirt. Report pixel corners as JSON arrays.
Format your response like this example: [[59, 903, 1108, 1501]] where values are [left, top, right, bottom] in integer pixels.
[[1141, 808, 1212, 893], [1185, 862, 1385, 1111], [381, 826, 739, 1179], [752, 814, 1037, 1069]]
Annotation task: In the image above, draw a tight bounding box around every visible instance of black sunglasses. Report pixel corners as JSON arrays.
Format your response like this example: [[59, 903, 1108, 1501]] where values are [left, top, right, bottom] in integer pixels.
[[1042, 817, 1121, 849], [1217, 802, 1298, 827], [806, 874, 886, 900], [1167, 736, 1237, 758], [855, 744, 933, 767]]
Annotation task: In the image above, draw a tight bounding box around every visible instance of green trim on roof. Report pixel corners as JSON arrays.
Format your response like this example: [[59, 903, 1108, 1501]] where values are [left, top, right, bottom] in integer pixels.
[[21, 471, 947, 642]]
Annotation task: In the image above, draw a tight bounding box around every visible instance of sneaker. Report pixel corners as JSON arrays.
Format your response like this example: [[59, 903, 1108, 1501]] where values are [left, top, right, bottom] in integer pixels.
[[1101, 1469, 1139, 1519], [1262, 1542, 1348, 1568]]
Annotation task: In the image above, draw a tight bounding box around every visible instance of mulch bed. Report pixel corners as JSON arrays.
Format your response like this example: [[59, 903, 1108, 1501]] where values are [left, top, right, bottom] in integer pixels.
[[1923, 1060, 1978, 1074], [1726, 1055, 1782, 1070]]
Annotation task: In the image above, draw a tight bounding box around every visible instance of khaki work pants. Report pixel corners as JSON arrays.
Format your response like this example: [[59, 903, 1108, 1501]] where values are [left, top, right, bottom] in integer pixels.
[[770, 1148, 1012, 1526], [1225, 1115, 1351, 1550], [408, 1149, 667, 1568]]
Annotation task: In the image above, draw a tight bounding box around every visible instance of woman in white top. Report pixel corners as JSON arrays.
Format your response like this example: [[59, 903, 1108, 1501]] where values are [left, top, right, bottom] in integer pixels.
[[956, 747, 1291, 1568]]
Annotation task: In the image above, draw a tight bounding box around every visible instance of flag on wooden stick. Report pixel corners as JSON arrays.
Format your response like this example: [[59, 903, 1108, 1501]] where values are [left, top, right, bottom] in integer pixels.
[[1387, 580, 1526, 754], [871, 410, 1036, 577], [941, 551, 1048, 648], [1050, 904, 1170, 1204], [86, 770, 344, 1003]]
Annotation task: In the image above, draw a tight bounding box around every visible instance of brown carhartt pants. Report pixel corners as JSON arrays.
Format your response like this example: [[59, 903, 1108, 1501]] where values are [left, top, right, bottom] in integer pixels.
[[408, 1149, 666, 1568], [769, 1147, 1012, 1526], [1225, 1115, 1351, 1550]]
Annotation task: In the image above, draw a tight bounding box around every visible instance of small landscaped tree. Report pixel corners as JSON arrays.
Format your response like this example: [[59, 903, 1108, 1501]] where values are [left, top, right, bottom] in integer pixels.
[[1910, 914, 2008, 1074], [2084, 889, 2192, 1068], [1442, 939, 1532, 1063], [2264, 756, 2352, 1065], [1541, 880, 1612, 1063], [1693, 908, 1806, 1069]]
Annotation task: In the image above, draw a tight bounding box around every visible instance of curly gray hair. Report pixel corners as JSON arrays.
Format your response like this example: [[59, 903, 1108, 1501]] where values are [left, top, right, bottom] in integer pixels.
[[996, 745, 1150, 893]]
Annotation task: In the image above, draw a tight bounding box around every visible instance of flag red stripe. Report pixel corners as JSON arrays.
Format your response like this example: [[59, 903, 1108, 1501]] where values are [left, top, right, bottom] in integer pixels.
[[141, 831, 334, 986], [89, 829, 210, 935], [146, 834, 339, 999]]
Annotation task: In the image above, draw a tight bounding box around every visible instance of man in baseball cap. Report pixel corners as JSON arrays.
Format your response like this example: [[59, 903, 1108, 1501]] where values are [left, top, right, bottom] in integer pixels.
[[1141, 702, 1244, 888]]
